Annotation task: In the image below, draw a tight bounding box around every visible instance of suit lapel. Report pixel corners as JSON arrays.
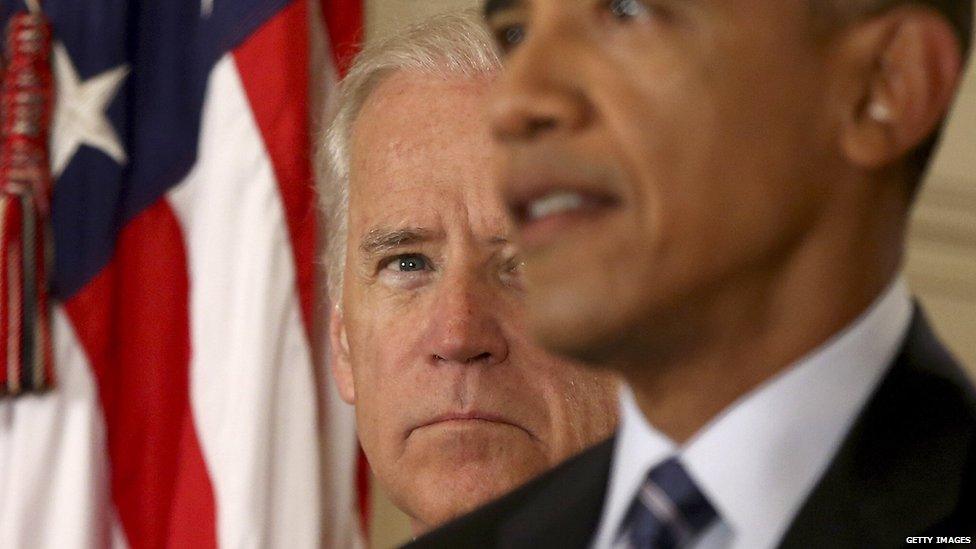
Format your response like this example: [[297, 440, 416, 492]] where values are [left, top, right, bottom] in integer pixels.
[[780, 310, 976, 547]]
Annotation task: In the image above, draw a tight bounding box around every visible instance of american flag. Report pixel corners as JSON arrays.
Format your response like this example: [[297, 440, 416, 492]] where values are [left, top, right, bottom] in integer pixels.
[[0, 0, 365, 547]]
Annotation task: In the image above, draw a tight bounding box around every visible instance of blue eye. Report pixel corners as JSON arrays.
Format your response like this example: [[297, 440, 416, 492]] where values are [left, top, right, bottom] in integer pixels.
[[395, 255, 429, 272], [608, 0, 648, 20], [378, 253, 434, 290], [494, 24, 526, 54]]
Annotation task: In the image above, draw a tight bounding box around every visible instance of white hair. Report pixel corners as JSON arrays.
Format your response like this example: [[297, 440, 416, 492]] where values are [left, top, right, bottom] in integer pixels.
[[316, 9, 501, 303]]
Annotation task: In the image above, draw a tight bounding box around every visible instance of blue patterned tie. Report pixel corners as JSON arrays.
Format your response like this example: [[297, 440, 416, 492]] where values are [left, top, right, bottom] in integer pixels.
[[622, 457, 718, 549]]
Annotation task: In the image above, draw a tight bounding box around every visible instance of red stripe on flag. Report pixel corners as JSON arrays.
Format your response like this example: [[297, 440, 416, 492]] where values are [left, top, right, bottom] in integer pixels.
[[320, 0, 362, 75], [233, 0, 315, 342], [357, 448, 371, 535], [65, 200, 217, 549]]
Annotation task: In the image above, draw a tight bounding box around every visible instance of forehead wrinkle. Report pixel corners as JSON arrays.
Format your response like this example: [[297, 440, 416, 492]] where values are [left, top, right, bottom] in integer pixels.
[[457, 185, 514, 250]]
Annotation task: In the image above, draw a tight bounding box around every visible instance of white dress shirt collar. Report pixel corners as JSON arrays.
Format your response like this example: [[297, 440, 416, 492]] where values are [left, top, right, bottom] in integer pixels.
[[592, 276, 913, 549]]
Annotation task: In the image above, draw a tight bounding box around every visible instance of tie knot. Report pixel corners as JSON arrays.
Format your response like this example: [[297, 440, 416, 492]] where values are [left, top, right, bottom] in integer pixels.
[[622, 457, 718, 548]]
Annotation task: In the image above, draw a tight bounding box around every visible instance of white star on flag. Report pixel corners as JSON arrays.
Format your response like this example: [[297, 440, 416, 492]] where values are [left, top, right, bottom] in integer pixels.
[[201, 0, 214, 17], [50, 42, 130, 178]]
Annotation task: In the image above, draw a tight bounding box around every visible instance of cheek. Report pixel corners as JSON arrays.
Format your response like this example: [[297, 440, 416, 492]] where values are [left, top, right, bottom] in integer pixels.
[[602, 69, 719, 256], [608, 61, 820, 285], [513, 340, 619, 453], [345, 305, 426, 451], [348, 316, 408, 388], [542, 378, 618, 456]]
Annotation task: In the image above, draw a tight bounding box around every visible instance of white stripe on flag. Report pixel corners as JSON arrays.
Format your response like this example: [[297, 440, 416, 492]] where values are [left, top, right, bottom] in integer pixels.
[[168, 54, 322, 548], [0, 307, 118, 549]]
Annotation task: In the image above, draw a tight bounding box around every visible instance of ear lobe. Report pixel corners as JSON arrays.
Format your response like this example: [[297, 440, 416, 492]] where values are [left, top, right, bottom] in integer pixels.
[[329, 305, 357, 404], [840, 8, 962, 170]]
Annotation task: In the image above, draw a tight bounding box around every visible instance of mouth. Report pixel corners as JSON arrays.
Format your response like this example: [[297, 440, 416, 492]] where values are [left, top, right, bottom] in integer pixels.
[[410, 411, 535, 440], [508, 187, 620, 249]]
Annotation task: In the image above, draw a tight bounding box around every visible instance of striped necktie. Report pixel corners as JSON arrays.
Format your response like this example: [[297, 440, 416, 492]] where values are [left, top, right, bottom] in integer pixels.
[[621, 457, 719, 549]]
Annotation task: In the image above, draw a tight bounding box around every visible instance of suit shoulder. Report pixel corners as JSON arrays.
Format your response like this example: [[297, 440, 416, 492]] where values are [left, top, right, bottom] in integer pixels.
[[781, 310, 976, 546]]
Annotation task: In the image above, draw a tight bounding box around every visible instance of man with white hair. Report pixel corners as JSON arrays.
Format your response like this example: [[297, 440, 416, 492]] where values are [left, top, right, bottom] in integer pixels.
[[316, 11, 618, 534]]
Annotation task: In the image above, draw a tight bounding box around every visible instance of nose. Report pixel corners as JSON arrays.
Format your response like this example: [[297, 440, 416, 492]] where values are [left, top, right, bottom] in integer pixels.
[[427, 275, 510, 367], [489, 24, 590, 142]]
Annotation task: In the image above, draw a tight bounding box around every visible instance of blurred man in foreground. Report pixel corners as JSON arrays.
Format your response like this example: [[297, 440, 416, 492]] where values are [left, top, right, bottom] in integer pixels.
[[317, 11, 617, 535], [411, 0, 976, 546]]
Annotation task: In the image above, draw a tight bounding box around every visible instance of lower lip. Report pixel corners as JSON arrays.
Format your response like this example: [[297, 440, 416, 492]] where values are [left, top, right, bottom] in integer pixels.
[[409, 418, 537, 443], [518, 206, 614, 249], [428, 417, 504, 427], [410, 419, 514, 439], [413, 418, 516, 434]]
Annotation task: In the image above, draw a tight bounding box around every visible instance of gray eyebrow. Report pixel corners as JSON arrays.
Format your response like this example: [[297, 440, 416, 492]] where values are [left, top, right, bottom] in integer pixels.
[[484, 0, 522, 21], [358, 227, 512, 260], [359, 227, 439, 257]]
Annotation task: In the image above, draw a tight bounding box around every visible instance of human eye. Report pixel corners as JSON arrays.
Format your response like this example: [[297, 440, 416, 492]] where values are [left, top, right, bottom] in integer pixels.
[[486, 11, 527, 55], [604, 0, 672, 25], [607, 0, 649, 20], [391, 254, 430, 272], [378, 253, 434, 288], [496, 23, 526, 54], [499, 254, 525, 290]]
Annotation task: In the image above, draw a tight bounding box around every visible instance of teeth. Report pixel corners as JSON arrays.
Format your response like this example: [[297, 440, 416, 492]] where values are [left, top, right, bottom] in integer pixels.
[[526, 192, 584, 221]]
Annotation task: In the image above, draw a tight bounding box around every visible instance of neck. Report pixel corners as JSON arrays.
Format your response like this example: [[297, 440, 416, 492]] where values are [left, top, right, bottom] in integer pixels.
[[626, 193, 907, 443]]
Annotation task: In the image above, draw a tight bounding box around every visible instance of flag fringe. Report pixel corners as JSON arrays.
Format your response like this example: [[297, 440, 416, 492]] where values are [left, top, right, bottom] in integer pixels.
[[0, 12, 54, 396]]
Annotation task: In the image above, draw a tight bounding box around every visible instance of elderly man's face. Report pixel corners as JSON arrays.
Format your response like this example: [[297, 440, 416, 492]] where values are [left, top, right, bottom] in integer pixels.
[[484, 0, 841, 365], [330, 71, 617, 530]]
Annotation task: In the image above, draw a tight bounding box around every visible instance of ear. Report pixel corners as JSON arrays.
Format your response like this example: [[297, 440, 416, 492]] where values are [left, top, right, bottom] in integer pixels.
[[839, 7, 963, 170], [329, 304, 357, 404]]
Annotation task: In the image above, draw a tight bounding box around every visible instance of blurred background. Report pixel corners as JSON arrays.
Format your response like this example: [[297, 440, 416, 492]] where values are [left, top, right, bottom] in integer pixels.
[[363, 1, 976, 547]]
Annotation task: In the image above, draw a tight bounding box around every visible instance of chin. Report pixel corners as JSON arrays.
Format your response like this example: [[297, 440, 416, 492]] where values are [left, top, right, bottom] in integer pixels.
[[404, 458, 545, 530], [385, 428, 550, 528]]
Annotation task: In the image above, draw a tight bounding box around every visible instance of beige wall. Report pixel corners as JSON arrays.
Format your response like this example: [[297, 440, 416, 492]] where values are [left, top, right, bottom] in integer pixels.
[[365, 0, 477, 38], [907, 58, 976, 370], [360, 2, 976, 547]]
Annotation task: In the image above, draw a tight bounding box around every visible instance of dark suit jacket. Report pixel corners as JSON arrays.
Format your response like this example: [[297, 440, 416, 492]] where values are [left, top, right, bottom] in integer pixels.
[[407, 311, 976, 548]]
